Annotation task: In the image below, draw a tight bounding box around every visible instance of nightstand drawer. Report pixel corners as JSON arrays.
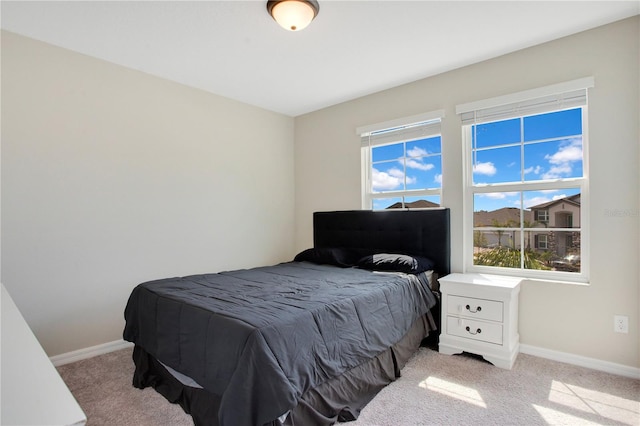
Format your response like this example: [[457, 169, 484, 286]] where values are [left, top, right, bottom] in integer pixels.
[[446, 316, 503, 345], [447, 295, 503, 322]]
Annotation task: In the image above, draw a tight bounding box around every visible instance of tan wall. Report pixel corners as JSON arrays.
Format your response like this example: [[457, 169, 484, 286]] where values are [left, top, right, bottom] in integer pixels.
[[1, 31, 296, 356], [294, 17, 640, 368], [547, 203, 581, 228]]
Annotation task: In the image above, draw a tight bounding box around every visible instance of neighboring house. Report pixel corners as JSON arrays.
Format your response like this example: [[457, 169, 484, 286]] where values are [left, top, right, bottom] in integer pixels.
[[472, 194, 581, 259], [473, 207, 534, 250], [386, 200, 440, 209], [474, 207, 533, 227], [529, 194, 581, 258]]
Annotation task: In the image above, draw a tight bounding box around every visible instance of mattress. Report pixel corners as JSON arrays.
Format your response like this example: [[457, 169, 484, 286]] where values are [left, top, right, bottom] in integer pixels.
[[123, 261, 437, 426]]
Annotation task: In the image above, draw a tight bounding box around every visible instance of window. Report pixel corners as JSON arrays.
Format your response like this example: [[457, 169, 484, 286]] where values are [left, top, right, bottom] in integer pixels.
[[563, 213, 574, 228], [358, 111, 443, 210], [457, 78, 592, 282], [536, 234, 548, 250], [535, 210, 549, 223]]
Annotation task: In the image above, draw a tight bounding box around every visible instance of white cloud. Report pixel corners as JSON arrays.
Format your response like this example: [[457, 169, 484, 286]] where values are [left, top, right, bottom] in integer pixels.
[[400, 149, 435, 171], [542, 164, 573, 179], [473, 161, 497, 176], [524, 165, 542, 175], [372, 168, 402, 191], [546, 138, 583, 164], [405, 158, 435, 171], [434, 173, 442, 184], [372, 167, 415, 191], [485, 193, 507, 199], [388, 168, 405, 179], [480, 192, 518, 200], [407, 147, 429, 157], [542, 138, 582, 179]]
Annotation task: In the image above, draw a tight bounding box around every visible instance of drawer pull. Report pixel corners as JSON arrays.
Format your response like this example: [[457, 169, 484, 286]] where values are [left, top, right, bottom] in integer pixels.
[[465, 304, 482, 313], [465, 326, 482, 335]]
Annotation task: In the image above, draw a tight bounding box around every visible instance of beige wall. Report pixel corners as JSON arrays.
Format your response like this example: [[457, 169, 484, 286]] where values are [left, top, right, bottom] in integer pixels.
[[295, 17, 639, 368], [1, 31, 295, 356], [2, 17, 638, 370]]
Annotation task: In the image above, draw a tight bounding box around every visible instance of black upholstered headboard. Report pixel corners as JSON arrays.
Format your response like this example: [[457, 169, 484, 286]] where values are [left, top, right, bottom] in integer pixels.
[[313, 209, 450, 277]]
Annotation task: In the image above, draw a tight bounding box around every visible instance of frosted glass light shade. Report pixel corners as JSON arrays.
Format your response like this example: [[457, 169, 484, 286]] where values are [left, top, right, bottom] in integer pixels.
[[268, 0, 319, 31]]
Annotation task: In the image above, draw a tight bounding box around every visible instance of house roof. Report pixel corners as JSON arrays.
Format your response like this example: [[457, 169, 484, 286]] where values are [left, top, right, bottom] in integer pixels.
[[474, 207, 533, 227], [529, 194, 581, 210], [386, 200, 440, 210]]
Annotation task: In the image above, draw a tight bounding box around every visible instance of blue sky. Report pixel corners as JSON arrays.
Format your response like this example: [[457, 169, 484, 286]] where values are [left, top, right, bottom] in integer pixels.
[[370, 108, 583, 211], [472, 108, 583, 211], [371, 136, 442, 191], [371, 135, 441, 210]]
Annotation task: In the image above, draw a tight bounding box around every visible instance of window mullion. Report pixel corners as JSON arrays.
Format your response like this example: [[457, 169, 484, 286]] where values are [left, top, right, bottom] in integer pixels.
[[472, 178, 585, 194]]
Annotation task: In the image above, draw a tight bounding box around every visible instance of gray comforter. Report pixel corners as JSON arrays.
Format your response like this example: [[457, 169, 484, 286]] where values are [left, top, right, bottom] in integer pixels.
[[123, 261, 436, 426]]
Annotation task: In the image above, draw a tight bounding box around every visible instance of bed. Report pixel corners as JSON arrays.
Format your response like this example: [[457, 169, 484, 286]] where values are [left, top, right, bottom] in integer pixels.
[[123, 208, 450, 426]]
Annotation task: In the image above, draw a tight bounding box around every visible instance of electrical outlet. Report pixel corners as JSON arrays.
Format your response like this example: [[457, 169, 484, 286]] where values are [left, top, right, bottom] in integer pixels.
[[614, 315, 629, 334]]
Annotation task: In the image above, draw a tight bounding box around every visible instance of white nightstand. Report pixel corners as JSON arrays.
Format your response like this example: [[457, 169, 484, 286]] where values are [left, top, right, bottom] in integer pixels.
[[438, 273, 522, 369]]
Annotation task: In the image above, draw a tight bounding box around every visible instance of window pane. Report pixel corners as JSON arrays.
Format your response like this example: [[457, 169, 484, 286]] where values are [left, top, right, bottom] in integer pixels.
[[528, 230, 581, 273], [374, 196, 441, 210], [524, 137, 583, 181], [524, 188, 581, 227], [371, 164, 406, 192], [373, 197, 402, 210], [473, 118, 520, 149], [372, 143, 403, 162], [471, 191, 582, 271], [406, 154, 442, 190], [524, 108, 582, 142], [474, 242, 521, 269], [473, 192, 521, 224], [473, 192, 522, 269], [404, 195, 440, 208], [371, 138, 442, 193], [407, 136, 441, 155], [473, 146, 521, 184], [524, 188, 581, 273]]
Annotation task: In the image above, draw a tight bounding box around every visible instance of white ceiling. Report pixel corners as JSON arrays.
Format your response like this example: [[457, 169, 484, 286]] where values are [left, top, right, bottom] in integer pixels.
[[2, 1, 638, 117]]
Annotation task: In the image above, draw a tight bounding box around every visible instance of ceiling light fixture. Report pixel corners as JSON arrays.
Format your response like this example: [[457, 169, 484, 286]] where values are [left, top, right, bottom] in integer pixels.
[[267, 0, 319, 32]]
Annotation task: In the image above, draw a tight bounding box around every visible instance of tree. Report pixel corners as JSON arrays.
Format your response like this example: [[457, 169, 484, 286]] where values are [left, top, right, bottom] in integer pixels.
[[522, 219, 538, 250], [474, 246, 551, 270], [474, 230, 488, 251], [491, 219, 506, 247]]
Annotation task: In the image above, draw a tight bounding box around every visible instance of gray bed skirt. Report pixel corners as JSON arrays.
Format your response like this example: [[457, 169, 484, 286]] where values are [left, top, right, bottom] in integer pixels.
[[131, 313, 434, 426]]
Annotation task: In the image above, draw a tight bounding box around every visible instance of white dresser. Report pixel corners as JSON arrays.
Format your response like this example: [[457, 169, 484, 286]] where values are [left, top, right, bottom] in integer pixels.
[[438, 273, 522, 369]]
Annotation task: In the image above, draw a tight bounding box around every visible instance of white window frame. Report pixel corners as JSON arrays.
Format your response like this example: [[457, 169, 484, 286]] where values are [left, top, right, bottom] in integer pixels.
[[357, 110, 444, 210], [457, 78, 593, 283]]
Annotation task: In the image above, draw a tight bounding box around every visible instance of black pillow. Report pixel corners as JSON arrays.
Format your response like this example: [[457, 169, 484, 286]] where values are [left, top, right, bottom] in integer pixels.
[[294, 247, 359, 268], [357, 253, 435, 274]]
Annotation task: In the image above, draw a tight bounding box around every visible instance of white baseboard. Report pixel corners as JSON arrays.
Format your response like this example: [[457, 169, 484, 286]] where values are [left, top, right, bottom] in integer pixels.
[[520, 344, 640, 379], [50, 339, 134, 367]]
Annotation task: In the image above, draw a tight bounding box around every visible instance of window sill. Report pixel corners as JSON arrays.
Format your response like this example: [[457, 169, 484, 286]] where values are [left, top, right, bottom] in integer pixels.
[[521, 277, 590, 287], [464, 267, 589, 286]]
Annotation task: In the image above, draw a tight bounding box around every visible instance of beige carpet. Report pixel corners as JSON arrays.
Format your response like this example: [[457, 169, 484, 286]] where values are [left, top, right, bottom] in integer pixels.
[[57, 347, 639, 425]]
